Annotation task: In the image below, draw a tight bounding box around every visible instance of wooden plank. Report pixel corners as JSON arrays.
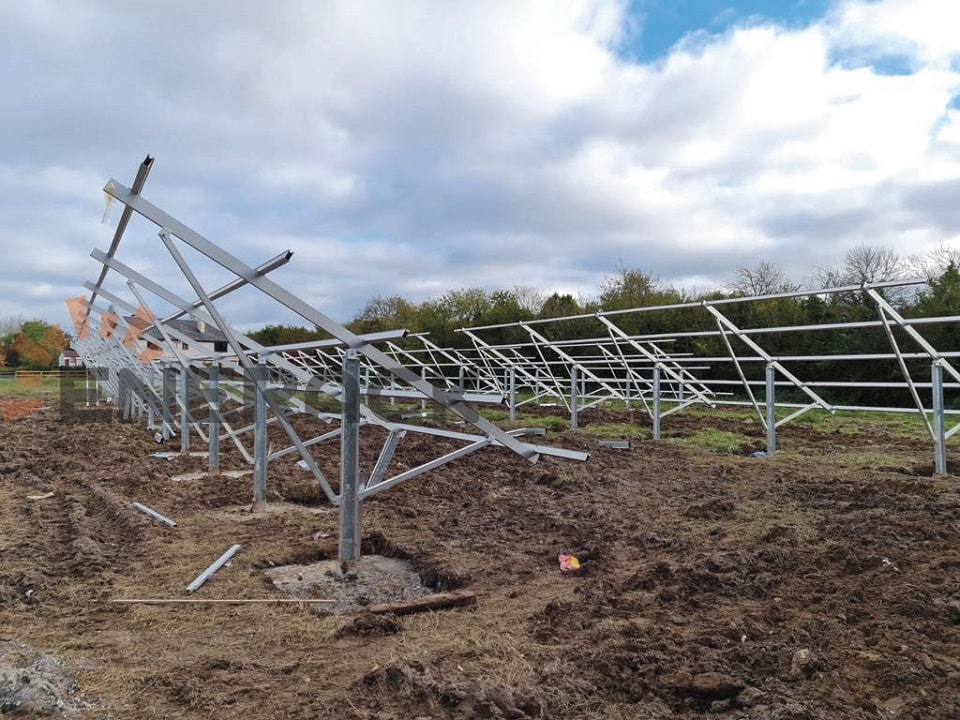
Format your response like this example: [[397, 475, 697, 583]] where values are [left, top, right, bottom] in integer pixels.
[[366, 591, 476, 616]]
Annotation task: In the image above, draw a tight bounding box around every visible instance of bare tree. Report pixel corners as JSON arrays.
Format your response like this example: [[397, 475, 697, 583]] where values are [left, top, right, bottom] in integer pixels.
[[842, 244, 903, 285], [0, 314, 24, 340], [511, 285, 545, 315], [906, 243, 960, 281], [812, 244, 903, 289], [729, 260, 798, 296]]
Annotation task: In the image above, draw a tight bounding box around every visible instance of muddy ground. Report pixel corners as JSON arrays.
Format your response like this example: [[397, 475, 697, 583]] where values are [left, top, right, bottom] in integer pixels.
[[0, 399, 958, 719]]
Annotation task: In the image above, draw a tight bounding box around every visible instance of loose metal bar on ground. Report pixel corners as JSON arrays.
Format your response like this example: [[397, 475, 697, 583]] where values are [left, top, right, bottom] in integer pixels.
[[131, 502, 177, 527], [186, 544, 243, 593]]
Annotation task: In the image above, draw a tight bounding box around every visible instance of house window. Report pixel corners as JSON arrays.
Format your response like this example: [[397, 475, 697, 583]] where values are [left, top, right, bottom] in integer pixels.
[[214, 341, 228, 353], [182, 342, 189, 350]]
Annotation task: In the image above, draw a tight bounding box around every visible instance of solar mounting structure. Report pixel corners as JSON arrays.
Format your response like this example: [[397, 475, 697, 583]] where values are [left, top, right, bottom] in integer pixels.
[[68, 156, 588, 571], [395, 285, 960, 474]]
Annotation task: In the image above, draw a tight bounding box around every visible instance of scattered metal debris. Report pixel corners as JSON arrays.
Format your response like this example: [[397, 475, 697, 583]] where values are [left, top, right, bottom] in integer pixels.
[[132, 502, 177, 527], [186, 544, 242, 593]]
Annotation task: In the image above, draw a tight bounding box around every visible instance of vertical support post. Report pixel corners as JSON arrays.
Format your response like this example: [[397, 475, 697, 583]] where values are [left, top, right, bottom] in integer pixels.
[[147, 365, 155, 428], [339, 349, 362, 572], [120, 377, 131, 421], [420, 366, 427, 411], [652, 364, 661, 441], [252, 360, 268, 511], [932, 360, 947, 475], [84, 365, 90, 407], [766, 363, 776, 455], [208, 363, 220, 474], [161, 363, 174, 440], [458, 365, 465, 392], [179, 365, 190, 454], [571, 365, 579, 430], [509, 366, 517, 422]]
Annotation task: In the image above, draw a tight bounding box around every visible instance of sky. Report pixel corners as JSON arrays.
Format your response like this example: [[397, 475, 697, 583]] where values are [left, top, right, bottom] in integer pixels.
[[2, 0, 960, 334]]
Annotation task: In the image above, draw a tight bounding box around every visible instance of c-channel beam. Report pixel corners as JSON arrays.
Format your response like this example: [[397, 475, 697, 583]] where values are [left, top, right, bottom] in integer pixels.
[[460, 330, 559, 403], [159, 250, 292, 327], [867, 288, 960, 385], [702, 304, 833, 412], [105, 179, 539, 463], [155, 229, 340, 504], [88, 281, 237, 454], [87, 155, 153, 315], [86, 256, 338, 481], [596, 316, 716, 409], [125, 281, 210, 446], [521, 322, 624, 401]]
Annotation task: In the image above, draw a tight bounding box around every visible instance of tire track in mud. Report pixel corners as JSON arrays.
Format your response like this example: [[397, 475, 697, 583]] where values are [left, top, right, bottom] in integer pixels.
[[0, 408, 152, 611]]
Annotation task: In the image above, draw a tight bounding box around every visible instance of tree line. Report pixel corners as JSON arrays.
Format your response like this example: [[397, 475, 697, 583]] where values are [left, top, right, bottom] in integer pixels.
[[242, 243, 960, 407], [0, 316, 69, 370]]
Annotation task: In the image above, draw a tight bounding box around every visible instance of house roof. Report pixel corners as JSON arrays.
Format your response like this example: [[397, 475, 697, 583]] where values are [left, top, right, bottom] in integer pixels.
[[140, 319, 229, 345]]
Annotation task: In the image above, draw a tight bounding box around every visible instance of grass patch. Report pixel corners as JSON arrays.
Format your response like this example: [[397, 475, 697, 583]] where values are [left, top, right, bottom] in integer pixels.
[[666, 428, 754, 454], [791, 409, 930, 439], [0, 375, 62, 397], [577, 422, 647, 440]]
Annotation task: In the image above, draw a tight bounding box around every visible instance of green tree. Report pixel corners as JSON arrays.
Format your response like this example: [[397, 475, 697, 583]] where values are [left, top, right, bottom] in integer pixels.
[[8, 320, 68, 369], [349, 295, 418, 335], [909, 261, 960, 351], [247, 324, 329, 346]]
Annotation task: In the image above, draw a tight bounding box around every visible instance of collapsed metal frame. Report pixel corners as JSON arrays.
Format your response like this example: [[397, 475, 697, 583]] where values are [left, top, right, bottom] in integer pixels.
[[69, 156, 588, 569]]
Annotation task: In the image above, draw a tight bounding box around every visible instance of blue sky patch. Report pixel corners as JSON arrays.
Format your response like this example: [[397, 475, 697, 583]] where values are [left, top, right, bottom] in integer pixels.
[[622, 0, 831, 61]]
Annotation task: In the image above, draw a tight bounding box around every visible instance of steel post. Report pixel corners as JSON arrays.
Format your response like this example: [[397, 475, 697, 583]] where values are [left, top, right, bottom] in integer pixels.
[[652, 364, 661, 440], [161, 364, 174, 440], [209, 363, 220, 474], [932, 361, 947, 475], [339, 349, 362, 571], [571, 366, 579, 430], [180, 366, 190, 454], [766, 363, 776, 454], [509, 366, 516, 422], [253, 360, 268, 511], [420, 366, 427, 411]]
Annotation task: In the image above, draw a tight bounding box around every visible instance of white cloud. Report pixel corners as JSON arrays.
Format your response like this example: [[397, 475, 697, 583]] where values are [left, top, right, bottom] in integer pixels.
[[1, 0, 959, 336]]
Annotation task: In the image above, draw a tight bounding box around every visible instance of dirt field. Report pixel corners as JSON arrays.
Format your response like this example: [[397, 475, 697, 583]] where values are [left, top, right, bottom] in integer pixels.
[[1, 399, 958, 719]]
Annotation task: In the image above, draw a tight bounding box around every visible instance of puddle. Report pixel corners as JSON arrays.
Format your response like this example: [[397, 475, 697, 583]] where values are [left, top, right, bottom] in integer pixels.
[[264, 555, 434, 614]]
